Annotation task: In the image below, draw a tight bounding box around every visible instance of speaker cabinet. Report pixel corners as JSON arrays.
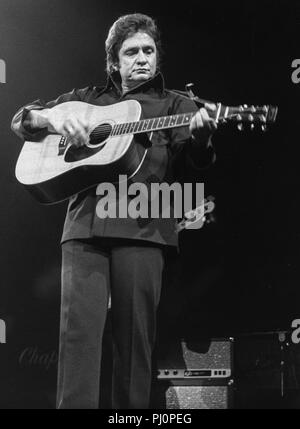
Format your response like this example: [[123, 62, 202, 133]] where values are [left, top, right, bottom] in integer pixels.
[[152, 379, 233, 409]]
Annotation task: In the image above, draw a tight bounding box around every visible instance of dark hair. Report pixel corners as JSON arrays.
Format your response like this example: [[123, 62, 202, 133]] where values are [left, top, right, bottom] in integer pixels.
[[105, 13, 162, 74]]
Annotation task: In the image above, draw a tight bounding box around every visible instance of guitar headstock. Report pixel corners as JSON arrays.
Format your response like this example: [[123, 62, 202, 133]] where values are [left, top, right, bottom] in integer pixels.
[[176, 196, 216, 232], [217, 103, 278, 131]]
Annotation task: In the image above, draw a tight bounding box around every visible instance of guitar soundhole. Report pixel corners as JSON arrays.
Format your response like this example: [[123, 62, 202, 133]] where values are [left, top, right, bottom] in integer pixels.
[[89, 123, 112, 146]]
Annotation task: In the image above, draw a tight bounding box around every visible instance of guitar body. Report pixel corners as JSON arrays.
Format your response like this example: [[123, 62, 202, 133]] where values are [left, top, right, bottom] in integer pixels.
[[15, 100, 146, 204]]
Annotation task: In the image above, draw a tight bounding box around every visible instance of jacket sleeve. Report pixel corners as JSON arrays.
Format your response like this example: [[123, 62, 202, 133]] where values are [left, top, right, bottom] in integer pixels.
[[11, 87, 91, 141], [169, 93, 216, 177]]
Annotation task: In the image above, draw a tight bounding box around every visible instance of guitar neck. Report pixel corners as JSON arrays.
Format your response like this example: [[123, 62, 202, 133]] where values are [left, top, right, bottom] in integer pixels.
[[111, 111, 195, 137], [110, 102, 277, 137]]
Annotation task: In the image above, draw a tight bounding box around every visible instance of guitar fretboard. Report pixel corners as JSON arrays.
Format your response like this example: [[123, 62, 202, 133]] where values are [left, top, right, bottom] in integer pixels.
[[110, 112, 195, 136], [90, 102, 277, 141]]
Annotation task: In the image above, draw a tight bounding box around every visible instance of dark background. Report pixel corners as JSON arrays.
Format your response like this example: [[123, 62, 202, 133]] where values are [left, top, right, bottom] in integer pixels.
[[0, 0, 299, 408]]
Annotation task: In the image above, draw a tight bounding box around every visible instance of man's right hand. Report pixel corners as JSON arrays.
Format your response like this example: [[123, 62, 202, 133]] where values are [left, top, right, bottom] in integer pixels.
[[28, 106, 89, 147]]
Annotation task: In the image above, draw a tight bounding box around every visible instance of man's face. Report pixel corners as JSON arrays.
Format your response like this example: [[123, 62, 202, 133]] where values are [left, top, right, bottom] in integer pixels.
[[117, 31, 157, 89]]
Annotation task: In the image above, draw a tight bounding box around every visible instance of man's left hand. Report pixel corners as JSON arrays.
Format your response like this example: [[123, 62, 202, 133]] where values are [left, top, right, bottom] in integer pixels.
[[189, 107, 217, 147]]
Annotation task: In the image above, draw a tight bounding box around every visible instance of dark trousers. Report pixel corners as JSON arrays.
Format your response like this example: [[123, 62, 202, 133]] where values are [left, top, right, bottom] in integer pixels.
[[56, 239, 164, 409]]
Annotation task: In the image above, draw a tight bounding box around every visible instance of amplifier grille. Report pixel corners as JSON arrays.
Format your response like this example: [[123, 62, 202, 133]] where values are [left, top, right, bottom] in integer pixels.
[[165, 385, 230, 409]]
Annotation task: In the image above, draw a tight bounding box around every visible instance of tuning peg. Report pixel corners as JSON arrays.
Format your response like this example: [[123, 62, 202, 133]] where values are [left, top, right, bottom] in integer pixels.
[[248, 114, 254, 122], [237, 123, 244, 131], [185, 82, 194, 90], [250, 124, 255, 130], [259, 115, 266, 123], [250, 105, 256, 112], [243, 104, 248, 108], [261, 124, 267, 132], [185, 83, 196, 100]]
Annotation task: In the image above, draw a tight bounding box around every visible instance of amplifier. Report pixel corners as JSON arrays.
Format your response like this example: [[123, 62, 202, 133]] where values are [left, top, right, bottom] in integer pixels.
[[156, 338, 233, 379], [157, 368, 231, 379], [151, 338, 234, 409]]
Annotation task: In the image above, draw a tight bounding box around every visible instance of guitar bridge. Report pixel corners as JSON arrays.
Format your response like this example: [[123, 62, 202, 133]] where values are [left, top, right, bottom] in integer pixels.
[[58, 136, 67, 155]]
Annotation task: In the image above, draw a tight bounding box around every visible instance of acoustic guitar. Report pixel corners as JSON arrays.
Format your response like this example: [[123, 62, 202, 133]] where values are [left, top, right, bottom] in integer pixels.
[[15, 100, 278, 204]]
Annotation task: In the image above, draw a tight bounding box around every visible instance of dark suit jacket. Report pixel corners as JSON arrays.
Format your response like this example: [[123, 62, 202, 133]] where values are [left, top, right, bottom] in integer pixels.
[[11, 72, 215, 247]]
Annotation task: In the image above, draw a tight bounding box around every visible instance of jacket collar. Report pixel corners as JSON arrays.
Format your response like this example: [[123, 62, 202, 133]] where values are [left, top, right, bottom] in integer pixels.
[[103, 70, 166, 96]]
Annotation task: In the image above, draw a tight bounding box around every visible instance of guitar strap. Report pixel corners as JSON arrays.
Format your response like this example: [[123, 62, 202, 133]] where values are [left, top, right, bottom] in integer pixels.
[[168, 88, 215, 107]]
